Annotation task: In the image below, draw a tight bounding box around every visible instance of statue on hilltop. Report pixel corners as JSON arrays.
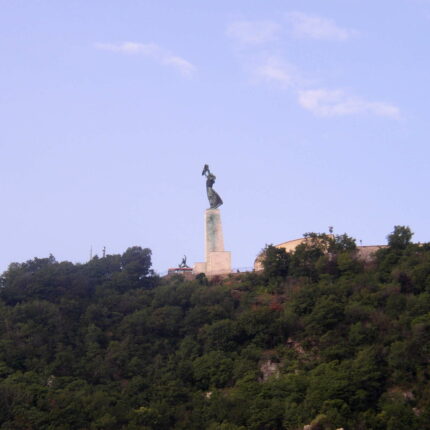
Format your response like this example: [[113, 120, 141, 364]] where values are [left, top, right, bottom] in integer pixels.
[[202, 164, 223, 209], [179, 255, 189, 268]]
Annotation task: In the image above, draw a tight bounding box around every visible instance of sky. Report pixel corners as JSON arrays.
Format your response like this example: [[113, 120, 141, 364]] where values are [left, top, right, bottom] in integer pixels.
[[1, 0, 430, 274]]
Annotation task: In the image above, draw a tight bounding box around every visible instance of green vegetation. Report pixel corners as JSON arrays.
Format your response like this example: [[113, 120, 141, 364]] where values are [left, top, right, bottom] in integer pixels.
[[1, 228, 430, 429]]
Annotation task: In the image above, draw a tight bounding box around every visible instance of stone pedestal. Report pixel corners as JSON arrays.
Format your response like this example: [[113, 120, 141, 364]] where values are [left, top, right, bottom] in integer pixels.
[[205, 209, 224, 258], [207, 251, 231, 276], [194, 208, 231, 277], [193, 262, 207, 274]]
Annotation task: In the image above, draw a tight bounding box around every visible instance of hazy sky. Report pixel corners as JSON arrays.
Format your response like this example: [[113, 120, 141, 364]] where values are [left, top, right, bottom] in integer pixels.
[[1, 0, 429, 274]]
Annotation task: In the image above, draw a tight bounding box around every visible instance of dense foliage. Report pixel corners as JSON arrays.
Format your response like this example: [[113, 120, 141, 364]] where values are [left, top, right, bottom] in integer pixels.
[[1, 228, 430, 429]]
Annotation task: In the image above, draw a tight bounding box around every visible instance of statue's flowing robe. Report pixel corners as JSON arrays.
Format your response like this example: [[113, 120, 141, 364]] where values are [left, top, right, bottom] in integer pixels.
[[206, 175, 223, 209], [207, 186, 223, 209]]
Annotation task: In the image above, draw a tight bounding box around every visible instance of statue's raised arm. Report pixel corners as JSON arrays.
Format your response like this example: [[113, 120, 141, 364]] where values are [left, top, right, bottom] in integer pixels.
[[202, 164, 223, 209]]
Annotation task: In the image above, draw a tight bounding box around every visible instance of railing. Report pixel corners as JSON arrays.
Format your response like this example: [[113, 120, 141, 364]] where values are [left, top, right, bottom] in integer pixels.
[[156, 266, 255, 277], [230, 267, 255, 273]]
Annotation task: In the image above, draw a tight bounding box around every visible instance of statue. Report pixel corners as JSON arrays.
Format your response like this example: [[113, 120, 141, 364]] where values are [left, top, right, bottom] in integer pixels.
[[179, 255, 189, 268], [202, 164, 223, 209]]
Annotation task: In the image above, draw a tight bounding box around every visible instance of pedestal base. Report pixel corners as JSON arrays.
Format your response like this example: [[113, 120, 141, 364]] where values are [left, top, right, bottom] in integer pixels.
[[193, 208, 232, 277], [207, 251, 231, 276], [193, 262, 207, 274]]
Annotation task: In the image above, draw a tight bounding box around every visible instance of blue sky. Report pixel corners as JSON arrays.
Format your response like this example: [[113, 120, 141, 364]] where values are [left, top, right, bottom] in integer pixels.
[[1, 0, 429, 274]]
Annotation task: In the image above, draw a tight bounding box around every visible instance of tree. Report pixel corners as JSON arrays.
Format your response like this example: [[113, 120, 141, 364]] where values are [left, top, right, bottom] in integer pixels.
[[305, 295, 345, 334], [387, 226, 413, 250], [261, 245, 290, 279], [121, 246, 153, 280], [193, 351, 234, 389], [329, 233, 357, 253], [290, 234, 328, 280]]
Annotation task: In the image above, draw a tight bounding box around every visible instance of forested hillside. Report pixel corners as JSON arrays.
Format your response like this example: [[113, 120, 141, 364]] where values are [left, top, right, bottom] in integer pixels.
[[1, 227, 430, 429]]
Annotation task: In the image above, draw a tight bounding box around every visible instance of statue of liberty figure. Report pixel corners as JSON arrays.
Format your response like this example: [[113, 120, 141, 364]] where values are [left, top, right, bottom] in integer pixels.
[[202, 164, 223, 209]]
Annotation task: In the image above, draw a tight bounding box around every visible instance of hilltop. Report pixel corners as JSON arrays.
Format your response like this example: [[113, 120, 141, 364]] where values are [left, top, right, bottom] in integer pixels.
[[1, 226, 430, 429]]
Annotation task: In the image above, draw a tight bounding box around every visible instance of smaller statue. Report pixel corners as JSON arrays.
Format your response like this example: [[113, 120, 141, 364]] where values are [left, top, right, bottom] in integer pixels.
[[179, 255, 189, 268], [202, 164, 223, 209]]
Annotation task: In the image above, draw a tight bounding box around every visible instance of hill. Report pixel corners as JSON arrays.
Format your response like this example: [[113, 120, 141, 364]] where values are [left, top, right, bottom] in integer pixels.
[[1, 227, 430, 429]]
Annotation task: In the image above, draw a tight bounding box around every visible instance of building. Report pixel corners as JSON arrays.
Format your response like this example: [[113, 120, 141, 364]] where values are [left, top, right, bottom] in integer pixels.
[[254, 237, 387, 271]]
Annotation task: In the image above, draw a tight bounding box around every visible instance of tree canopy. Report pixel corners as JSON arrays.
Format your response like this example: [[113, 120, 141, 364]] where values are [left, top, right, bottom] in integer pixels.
[[0, 228, 430, 429]]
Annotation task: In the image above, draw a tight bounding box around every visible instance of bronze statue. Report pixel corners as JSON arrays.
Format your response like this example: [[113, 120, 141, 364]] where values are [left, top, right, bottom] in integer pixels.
[[179, 255, 189, 268], [202, 164, 223, 209]]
